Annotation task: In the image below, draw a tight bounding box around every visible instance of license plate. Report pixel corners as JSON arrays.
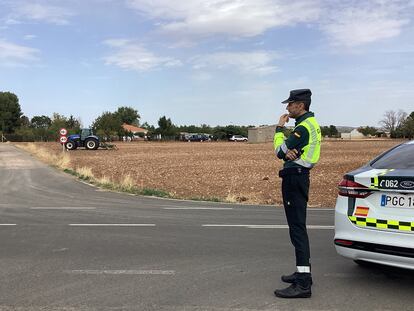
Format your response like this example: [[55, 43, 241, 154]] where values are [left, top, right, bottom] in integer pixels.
[[380, 194, 414, 208]]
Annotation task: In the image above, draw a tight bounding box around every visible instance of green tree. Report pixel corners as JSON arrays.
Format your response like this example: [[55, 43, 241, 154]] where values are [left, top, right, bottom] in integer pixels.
[[210, 125, 248, 140], [48, 113, 68, 138], [92, 111, 122, 138], [320, 126, 330, 137], [141, 121, 151, 129], [115, 106, 140, 125], [20, 115, 30, 127], [321, 125, 338, 137], [401, 112, 414, 139], [14, 126, 35, 141], [30, 115, 52, 141], [0, 91, 23, 133], [66, 115, 81, 131], [31, 115, 52, 129], [156, 116, 176, 137], [212, 126, 227, 140], [200, 124, 212, 134], [358, 126, 378, 136], [329, 125, 338, 137]]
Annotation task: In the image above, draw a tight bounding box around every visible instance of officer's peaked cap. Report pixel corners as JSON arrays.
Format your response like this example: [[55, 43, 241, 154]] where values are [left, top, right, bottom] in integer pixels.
[[281, 89, 312, 104]]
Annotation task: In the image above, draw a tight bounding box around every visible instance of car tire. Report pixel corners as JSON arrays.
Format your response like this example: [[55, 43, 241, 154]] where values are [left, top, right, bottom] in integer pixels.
[[85, 138, 99, 150], [65, 141, 77, 150]]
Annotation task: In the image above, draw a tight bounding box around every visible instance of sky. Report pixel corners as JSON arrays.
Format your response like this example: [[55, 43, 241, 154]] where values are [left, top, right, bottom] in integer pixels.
[[1, 0, 414, 128]]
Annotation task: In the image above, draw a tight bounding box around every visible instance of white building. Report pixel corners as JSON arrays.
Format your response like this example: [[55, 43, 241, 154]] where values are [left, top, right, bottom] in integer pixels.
[[341, 129, 365, 139]]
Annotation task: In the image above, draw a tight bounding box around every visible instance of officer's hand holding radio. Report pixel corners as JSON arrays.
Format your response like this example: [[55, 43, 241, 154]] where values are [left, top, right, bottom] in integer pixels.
[[278, 113, 289, 127]]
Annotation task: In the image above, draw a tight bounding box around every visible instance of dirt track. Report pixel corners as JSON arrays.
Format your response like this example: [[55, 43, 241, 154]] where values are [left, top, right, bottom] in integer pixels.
[[31, 140, 402, 207]]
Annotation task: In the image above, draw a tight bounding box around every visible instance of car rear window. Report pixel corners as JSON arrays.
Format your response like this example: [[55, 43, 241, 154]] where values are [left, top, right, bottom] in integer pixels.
[[371, 142, 414, 169]]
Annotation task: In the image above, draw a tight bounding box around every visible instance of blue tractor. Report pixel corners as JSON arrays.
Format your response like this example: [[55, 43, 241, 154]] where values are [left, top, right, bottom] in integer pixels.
[[65, 128, 100, 150]]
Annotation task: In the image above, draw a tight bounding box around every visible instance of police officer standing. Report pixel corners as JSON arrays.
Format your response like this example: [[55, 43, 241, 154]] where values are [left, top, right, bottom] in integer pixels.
[[273, 89, 321, 298]]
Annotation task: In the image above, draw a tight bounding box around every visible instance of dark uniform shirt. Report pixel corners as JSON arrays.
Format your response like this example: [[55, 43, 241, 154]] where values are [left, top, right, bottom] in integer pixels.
[[276, 111, 314, 168]]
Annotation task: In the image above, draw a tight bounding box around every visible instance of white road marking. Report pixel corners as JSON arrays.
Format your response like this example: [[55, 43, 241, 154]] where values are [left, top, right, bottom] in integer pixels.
[[52, 248, 69, 252], [164, 207, 233, 210], [203, 224, 253, 228], [161, 204, 333, 211], [202, 224, 334, 229], [0, 224, 17, 226], [65, 270, 175, 275], [69, 224, 156, 227], [31, 207, 96, 210]]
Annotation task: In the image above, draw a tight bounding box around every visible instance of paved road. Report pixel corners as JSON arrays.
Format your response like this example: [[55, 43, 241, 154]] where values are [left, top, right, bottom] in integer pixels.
[[1, 143, 413, 311]]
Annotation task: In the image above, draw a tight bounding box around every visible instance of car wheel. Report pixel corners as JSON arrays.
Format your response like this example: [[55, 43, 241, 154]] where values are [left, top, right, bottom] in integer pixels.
[[85, 138, 99, 150], [65, 141, 77, 150]]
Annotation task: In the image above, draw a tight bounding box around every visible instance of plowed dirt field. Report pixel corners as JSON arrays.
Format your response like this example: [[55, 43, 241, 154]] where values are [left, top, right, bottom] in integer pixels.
[[31, 140, 402, 207]]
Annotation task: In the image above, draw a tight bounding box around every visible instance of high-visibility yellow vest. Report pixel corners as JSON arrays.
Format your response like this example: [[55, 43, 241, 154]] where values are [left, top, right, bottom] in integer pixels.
[[297, 116, 321, 167], [274, 116, 321, 168]]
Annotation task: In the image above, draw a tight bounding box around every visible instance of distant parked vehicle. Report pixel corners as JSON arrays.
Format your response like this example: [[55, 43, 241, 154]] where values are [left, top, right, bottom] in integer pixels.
[[188, 134, 210, 142], [229, 135, 248, 142]]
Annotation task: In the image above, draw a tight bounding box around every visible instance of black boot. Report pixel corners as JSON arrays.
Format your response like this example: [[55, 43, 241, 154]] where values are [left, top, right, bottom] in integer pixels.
[[274, 273, 312, 298], [281, 272, 313, 285], [281, 272, 297, 283]]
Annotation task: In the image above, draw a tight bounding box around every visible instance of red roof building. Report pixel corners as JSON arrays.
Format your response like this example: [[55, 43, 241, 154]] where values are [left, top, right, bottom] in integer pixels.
[[122, 123, 148, 134]]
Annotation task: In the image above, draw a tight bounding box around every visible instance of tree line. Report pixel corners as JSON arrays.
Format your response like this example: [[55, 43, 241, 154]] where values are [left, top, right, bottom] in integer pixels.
[[1, 91, 413, 141], [379, 110, 414, 138], [319, 110, 414, 139], [0, 91, 249, 141]]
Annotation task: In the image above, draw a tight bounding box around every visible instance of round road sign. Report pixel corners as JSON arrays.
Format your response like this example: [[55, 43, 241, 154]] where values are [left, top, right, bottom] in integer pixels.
[[59, 128, 68, 136], [60, 136, 68, 144]]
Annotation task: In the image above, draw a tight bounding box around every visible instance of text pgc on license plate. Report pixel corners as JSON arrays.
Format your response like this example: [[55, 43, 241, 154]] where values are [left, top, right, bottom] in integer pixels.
[[381, 194, 414, 208]]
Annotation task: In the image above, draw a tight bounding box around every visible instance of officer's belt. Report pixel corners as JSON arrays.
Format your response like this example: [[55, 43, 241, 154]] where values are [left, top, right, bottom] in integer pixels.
[[279, 167, 310, 177]]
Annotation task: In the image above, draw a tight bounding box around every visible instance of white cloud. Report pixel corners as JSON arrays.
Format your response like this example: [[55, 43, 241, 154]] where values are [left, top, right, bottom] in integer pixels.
[[191, 51, 279, 75], [23, 34, 37, 40], [103, 39, 182, 72], [0, 39, 39, 66], [11, 2, 74, 25], [127, 0, 321, 37], [321, 0, 412, 47], [126, 0, 413, 47]]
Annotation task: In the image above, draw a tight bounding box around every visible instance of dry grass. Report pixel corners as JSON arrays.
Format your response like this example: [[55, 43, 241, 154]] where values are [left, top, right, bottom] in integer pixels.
[[120, 175, 135, 191], [19, 139, 405, 207], [76, 167, 94, 180], [96, 175, 113, 187], [224, 194, 238, 203]]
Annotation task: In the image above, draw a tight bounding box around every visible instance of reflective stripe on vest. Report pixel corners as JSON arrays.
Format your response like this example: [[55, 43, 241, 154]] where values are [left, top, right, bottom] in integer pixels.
[[293, 116, 321, 168]]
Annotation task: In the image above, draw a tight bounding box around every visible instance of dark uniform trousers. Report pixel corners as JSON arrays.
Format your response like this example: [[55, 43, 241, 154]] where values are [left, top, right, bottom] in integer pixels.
[[279, 167, 310, 267]]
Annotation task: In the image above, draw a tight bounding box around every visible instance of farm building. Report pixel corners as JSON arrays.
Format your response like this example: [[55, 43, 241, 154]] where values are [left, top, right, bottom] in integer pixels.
[[248, 125, 277, 143], [340, 128, 365, 139], [122, 123, 148, 138]]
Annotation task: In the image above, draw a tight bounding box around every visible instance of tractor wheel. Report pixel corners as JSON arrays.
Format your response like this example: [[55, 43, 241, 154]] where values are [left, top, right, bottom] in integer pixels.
[[65, 141, 77, 150], [85, 138, 99, 150]]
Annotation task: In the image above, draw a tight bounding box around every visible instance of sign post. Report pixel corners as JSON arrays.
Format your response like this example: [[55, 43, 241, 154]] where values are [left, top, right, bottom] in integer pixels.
[[59, 128, 67, 152]]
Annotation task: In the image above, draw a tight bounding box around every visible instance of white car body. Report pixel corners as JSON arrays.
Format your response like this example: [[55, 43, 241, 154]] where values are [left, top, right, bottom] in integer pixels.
[[334, 140, 414, 270], [229, 135, 248, 142]]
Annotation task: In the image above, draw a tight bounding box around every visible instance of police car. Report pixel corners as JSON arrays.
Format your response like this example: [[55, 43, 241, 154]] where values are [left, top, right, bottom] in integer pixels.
[[334, 140, 414, 270]]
